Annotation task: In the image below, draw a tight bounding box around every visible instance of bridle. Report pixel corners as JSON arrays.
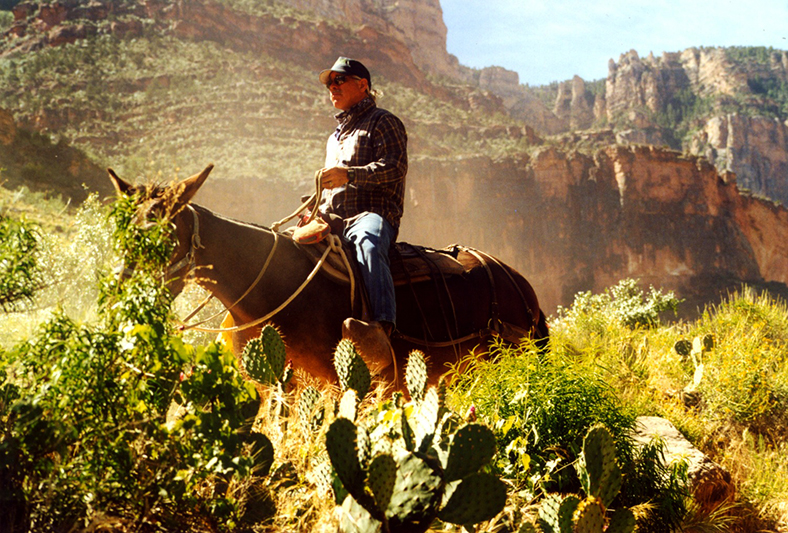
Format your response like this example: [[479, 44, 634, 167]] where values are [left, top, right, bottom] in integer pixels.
[[126, 201, 349, 335], [168, 204, 203, 278], [173, 204, 281, 332]]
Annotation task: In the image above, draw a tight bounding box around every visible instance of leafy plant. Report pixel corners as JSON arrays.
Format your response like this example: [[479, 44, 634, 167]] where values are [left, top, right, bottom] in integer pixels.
[[0, 215, 41, 310], [0, 191, 271, 530], [554, 278, 680, 332]]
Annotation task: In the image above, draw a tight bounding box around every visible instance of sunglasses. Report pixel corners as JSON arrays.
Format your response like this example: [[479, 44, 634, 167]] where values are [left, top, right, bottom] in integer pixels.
[[325, 74, 358, 89]]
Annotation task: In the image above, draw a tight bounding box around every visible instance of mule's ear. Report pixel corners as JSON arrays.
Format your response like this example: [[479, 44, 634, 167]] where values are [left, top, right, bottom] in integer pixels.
[[175, 164, 214, 207], [108, 168, 133, 195]]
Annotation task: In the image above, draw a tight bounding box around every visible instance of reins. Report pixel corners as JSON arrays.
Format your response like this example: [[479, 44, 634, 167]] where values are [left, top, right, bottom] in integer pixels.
[[175, 205, 281, 332], [177, 170, 356, 334], [271, 169, 325, 232], [185, 234, 346, 334]]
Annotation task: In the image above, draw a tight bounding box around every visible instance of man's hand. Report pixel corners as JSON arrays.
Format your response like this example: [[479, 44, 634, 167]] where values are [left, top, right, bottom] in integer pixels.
[[320, 167, 350, 189]]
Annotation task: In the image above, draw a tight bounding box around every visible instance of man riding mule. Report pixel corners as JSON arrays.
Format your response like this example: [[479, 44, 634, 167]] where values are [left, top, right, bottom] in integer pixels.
[[306, 56, 408, 370], [107, 165, 548, 388]]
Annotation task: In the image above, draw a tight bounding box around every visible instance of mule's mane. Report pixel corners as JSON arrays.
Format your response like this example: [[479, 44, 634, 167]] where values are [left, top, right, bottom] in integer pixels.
[[189, 202, 280, 236], [130, 184, 281, 237]]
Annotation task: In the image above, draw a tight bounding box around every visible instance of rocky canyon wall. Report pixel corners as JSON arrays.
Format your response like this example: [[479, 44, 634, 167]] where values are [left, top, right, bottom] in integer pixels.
[[395, 145, 788, 316]]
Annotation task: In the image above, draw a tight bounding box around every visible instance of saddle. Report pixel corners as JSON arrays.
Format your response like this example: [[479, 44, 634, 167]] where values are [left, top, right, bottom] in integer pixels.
[[296, 238, 470, 287], [288, 231, 539, 347]]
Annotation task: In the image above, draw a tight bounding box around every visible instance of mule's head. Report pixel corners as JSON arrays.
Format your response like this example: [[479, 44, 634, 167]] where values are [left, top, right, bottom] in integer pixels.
[[108, 164, 213, 295]]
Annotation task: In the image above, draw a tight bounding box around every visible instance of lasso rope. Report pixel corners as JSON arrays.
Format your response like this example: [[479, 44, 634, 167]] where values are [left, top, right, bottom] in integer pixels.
[[178, 168, 356, 334], [271, 169, 324, 232], [187, 233, 347, 334]]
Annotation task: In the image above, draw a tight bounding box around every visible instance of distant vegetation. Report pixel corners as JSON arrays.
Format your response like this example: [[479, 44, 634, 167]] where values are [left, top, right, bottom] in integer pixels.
[[0, 26, 528, 188]]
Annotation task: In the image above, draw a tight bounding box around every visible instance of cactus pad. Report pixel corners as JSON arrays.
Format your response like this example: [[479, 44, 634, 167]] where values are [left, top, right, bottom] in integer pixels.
[[367, 454, 397, 513], [339, 388, 359, 422], [607, 508, 636, 533], [413, 387, 440, 449], [573, 498, 605, 533], [297, 386, 324, 434], [325, 418, 365, 496], [241, 325, 287, 385], [537, 494, 580, 533], [578, 425, 622, 508], [405, 350, 429, 402], [536, 493, 563, 533], [437, 472, 507, 525], [334, 339, 371, 399], [702, 333, 715, 351], [241, 337, 275, 385], [673, 339, 692, 357], [443, 423, 497, 482], [387, 452, 444, 531], [308, 455, 334, 497], [246, 431, 275, 477], [260, 324, 286, 378]]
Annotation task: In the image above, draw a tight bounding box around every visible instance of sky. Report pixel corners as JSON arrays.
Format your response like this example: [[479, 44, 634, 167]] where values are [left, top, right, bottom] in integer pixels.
[[440, 0, 788, 86]]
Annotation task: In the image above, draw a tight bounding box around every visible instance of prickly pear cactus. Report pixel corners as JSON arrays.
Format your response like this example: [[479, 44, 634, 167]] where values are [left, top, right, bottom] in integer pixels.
[[325, 417, 366, 497], [338, 388, 360, 422], [367, 454, 397, 512], [241, 324, 288, 386], [577, 425, 622, 508], [297, 386, 324, 435], [443, 423, 497, 482], [241, 337, 274, 385], [260, 324, 286, 377], [405, 350, 428, 402], [438, 471, 507, 525], [245, 431, 275, 477], [334, 339, 371, 399], [386, 451, 445, 532], [537, 425, 635, 533], [607, 508, 636, 533], [324, 367, 506, 532], [574, 498, 605, 533], [674, 339, 692, 358], [537, 493, 580, 533]]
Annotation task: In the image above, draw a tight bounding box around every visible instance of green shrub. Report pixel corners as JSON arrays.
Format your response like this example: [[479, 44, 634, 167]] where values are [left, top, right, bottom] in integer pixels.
[[554, 278, 680, 334], [447, 341, 635, 488], [0, 215, 41, 311], [446, 339, 688, 531], [0, 193, 269, 530]]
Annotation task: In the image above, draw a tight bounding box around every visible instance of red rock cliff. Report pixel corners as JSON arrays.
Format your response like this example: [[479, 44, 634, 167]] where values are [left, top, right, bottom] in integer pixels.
[[398, 145, 788, 315]]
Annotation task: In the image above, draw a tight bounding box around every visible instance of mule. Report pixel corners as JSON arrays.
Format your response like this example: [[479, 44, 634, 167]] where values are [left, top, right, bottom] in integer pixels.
[[108, 164, 548, 386]]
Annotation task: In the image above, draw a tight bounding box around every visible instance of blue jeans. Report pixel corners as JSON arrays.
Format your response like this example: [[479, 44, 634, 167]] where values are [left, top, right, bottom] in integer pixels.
[[343, 213, 396, 325]]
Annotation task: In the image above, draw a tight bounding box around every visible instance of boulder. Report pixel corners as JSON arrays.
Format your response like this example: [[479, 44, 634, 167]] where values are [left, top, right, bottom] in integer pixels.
[[633, 416, 734, 512]]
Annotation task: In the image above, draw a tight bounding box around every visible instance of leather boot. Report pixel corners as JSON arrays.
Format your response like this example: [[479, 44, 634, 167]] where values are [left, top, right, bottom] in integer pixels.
[[342, 318, 395, 372]]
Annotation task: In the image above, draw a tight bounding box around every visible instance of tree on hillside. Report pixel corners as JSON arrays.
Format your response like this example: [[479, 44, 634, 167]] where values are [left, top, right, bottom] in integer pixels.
[[0, 214, 41, 310]]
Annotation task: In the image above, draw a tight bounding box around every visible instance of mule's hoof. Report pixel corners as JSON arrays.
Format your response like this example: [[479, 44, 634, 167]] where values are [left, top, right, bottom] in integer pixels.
[[342, 318, 395, 371]]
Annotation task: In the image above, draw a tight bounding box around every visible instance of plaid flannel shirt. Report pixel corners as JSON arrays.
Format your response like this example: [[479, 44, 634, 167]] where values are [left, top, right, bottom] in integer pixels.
[[320, 97, 408, 230]]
